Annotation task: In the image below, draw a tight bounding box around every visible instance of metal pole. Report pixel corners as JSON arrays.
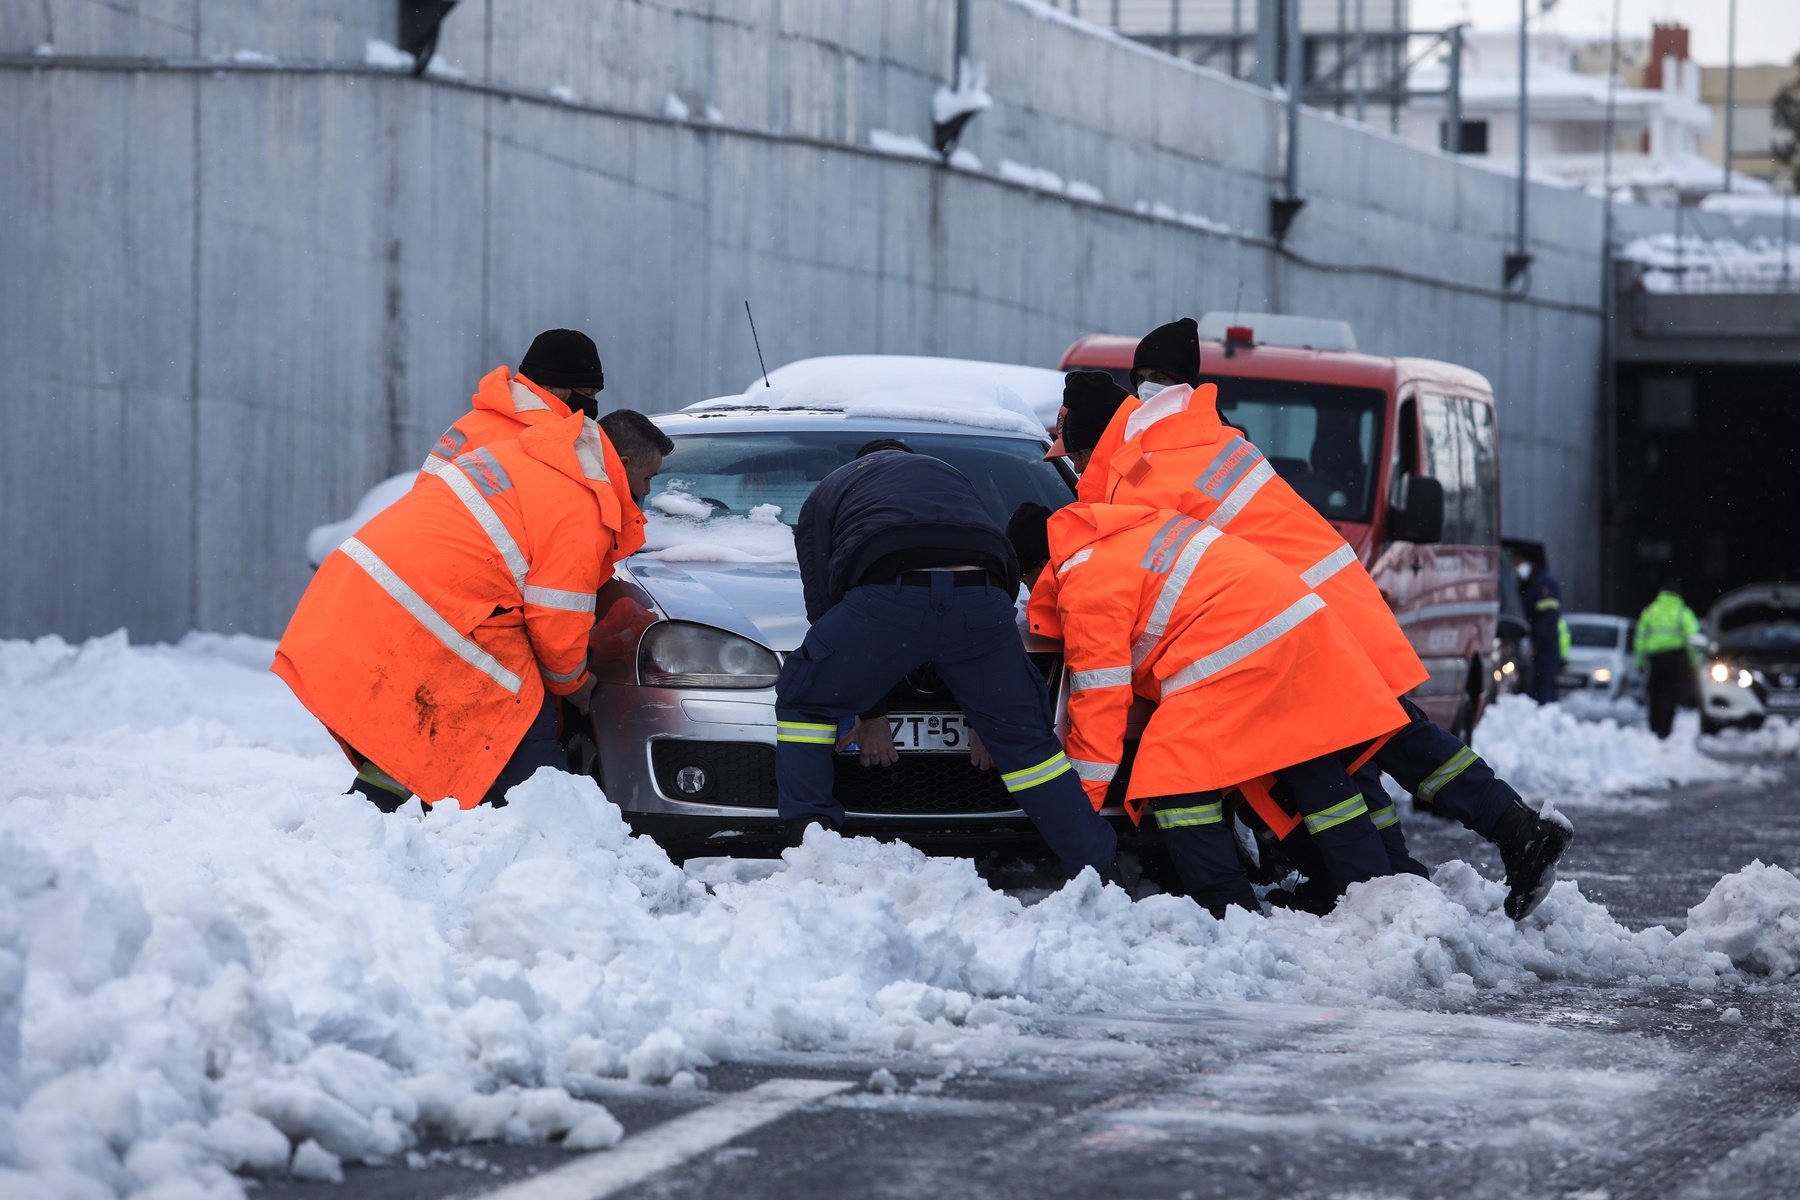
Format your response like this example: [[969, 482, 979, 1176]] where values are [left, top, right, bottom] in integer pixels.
[[1600, 0, 1621, 610], [1287, 0, 1303, 198], [1446, 25, 1463, 152], [1112, 0, 1121, 28], [1723, 0, 1737, 192], [954, 0, 970, 76], [1171, 0, 1179, 59], [1256, 0, 1281, 89], [1517, 0, 1529, 270], [1783, 193, 1792, 291], [1353, 0, 1366, 123]]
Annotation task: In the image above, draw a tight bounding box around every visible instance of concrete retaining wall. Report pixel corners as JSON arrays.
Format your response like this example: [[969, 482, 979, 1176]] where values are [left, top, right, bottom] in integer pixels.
[[3, 0, 1614, 640]]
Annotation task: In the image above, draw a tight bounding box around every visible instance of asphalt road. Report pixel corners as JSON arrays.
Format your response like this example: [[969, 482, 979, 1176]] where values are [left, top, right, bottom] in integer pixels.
[[262, 754, 1800, 1200]]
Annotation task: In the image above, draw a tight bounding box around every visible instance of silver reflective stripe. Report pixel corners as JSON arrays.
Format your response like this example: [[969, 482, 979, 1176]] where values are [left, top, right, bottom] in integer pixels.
[[1193, 435, 1265, 501], [1138, 513, 1203, 573], [510, 379, 549, 413], [1205, 459, 1276, 530], [523, 584, 597, 613], [1069, 757, 1118, 782], [437, 459, 530, 592], [575, 419, 612, 482], [1057, 547, 1093, 575], [1160, 594, 1327, 698], [420, 454, 452, 478], [1133, 526, 1223, 667], [1070, 665, 1132, 691], [542, 661, 587, 684], [339, 538, 523, 694], [1300, 544, 1358, 588]]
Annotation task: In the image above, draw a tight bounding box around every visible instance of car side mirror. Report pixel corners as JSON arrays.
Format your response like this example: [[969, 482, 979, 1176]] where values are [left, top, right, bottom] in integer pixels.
[[1389, 474, 1444, 544]]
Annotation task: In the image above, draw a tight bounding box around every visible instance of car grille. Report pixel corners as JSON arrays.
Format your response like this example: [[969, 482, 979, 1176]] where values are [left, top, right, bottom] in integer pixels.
[[649, 739, 1025, 815]]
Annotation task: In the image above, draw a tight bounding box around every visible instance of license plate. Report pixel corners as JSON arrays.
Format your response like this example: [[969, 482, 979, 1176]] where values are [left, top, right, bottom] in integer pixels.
[[845, 712, 970, 752], [1767, 691, 1800, 711]]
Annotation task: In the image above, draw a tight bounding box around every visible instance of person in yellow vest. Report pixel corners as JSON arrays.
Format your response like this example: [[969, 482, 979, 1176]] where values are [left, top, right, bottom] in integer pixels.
[[1635, 580, 1702, 739]]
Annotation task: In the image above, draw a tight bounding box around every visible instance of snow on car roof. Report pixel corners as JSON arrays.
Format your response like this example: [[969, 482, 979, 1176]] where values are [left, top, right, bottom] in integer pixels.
[[680, 354, 1065, 437]]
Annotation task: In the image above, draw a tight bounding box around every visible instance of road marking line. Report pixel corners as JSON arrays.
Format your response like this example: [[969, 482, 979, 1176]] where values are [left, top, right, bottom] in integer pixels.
[[477, 1078, 853, 1200]]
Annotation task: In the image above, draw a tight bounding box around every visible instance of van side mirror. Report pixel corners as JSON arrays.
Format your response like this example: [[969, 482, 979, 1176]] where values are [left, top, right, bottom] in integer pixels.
[[1389, 474, 1444, 544]]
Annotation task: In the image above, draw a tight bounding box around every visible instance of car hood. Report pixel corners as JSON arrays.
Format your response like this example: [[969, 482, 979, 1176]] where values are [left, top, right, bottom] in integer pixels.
[[621, 559, 811, 653]]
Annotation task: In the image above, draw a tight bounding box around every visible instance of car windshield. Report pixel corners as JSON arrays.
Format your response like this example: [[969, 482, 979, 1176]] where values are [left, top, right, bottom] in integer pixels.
[[1567, 622, 1622, 649], [1211, 377, 1387, 523], [638, 430, 1074, 557]]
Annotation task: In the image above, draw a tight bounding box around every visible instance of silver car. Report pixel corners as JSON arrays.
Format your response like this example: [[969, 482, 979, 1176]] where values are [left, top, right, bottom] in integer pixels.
[[573, 408, 1086, 861], [1555, 613, 1637, 699]]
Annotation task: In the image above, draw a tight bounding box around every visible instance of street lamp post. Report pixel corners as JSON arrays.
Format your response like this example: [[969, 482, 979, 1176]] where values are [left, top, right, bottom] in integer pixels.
[[1505, 0, 1555, 287], [1723, 0, 1737, 193]]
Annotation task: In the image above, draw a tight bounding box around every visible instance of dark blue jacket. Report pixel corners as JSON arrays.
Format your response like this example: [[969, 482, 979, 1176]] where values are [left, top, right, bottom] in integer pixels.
[[795, 451, 1019, 622], [1521, 567, 1563, 650]]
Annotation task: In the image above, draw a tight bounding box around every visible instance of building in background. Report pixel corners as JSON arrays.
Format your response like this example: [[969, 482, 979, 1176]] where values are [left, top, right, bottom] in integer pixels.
[[1401, 24, 1761, 206], [1699, 63, 1799, 192], [1058, 0, 1415, 132]]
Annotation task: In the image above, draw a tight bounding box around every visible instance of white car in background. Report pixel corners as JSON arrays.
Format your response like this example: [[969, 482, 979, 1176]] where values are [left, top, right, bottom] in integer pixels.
[[1555, 613, 1637, 700], [1701, 583, 1800, 734]]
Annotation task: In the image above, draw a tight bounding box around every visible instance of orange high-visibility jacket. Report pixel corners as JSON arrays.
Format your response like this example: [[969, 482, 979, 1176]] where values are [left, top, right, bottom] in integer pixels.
[[422, 366, 646, 567], [1029, 504, 1406, 820], [1080, 384, 1428, 697], [275, 413, 627, 807]]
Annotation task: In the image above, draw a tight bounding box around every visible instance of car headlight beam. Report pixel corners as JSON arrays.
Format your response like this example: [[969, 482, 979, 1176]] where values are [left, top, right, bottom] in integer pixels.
[[639, 621, 781, 689], [1592, 668, 1612, 683], [1710, 661, 1730, 684], [1737, 669, 1754, 689]]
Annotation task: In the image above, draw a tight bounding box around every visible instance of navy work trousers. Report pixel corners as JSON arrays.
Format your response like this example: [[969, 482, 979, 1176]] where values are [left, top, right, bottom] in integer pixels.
[[1529, 619, 1562, 705], [774, 576, 1117, 875], [349, 691, 565, 811], [1373, 697, 1520, 838]]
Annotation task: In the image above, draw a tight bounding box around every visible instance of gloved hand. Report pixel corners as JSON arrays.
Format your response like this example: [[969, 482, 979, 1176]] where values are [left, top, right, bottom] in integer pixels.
[[566, 676, 597, 715]]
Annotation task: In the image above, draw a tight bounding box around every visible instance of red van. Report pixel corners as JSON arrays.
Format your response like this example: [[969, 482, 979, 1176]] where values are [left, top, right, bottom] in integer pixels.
[[1059, 314, 1504, 737]]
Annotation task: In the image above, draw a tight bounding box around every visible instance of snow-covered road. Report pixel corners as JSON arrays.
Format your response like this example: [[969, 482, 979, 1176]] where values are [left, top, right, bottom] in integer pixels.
[[3, 634, 1799, 1198]]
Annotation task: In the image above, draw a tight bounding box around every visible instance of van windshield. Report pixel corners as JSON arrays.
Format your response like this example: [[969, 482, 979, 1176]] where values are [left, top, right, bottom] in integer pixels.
[[1567, 621, 1623, 649], [1211, 378, 1387, 523]]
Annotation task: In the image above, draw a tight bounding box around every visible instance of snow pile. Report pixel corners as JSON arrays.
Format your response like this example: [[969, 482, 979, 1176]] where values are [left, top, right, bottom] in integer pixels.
[[641, 489, 795, 563], [997, 159, 1066, 193], [712, 354, 1064, 435], [869, 129, 939, 161], [363, 39, 416, 70], [1620, 233, 1800, 294], [0, 633, 1792, 1195], [1704, 716, 1800, 759], [305, 472, 414, 567], [662, 92, 689, 121], [931, 58, 992, 128], [1133, 199, 1235, 236], [1473, 694, 1732, 804]]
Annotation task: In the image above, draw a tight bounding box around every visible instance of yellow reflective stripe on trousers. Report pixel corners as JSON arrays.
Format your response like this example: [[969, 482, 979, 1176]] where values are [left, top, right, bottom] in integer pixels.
[[1153, 802, 1222, 829], [1069, 757, 1118, 783], [1367, 803, 1399, 829], [523, 583, 597, 613], [1418, 745, 1477, 802], [1160, 594, 1327, 698], [1069, 665, 1132, 692], [1303, 794, 1369, 835], [1300, 544, 1358, 588], [1133, 526, 1224, 667], [1002, 752, 1072, 792], [777, 721, 837, 744], [340, 537, 523, 694], [1205, 459, 1276, 530], [433, 458, 531, 592], [356, 761, 410, 798]]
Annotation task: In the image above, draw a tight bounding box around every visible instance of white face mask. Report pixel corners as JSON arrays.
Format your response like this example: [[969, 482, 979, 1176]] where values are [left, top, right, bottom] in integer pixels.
[[1515, 561, 1533, 581], [1137, 381, 1168, 401]]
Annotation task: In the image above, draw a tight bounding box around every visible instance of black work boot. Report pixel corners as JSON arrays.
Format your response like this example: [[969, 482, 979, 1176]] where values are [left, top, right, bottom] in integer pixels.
[[1491, 803, 1573, 920]]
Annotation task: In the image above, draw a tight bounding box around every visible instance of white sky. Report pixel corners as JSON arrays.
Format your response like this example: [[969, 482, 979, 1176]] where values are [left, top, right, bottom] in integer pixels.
[[1410, 0, 1800, 67]]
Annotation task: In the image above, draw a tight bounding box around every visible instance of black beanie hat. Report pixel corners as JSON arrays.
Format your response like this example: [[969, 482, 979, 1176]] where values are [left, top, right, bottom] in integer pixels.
[[518, 329, 605, 391], [1005, 503, 1054, 573], [1060, 371, 1132, 454], [1132, 317, 1201, 388]]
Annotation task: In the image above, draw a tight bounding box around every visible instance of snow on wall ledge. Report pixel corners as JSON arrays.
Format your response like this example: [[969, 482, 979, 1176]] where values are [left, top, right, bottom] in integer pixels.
[[0, 633, 1788, 1195]]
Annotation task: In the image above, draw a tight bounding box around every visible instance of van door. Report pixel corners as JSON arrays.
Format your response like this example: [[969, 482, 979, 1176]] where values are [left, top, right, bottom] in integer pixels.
[[1411, 393, 1501, 722]]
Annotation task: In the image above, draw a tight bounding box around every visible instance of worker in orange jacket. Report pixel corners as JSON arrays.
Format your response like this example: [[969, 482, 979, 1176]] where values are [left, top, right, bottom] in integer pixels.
[[423, 329, 661, 565], [1079, 318, 1571, 918], [1011, 501, 1406, 916], [275, 412, 635, 809]]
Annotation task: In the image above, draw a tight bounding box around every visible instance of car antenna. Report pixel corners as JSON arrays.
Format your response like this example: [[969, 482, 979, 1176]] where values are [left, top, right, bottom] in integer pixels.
[[744, 300, 771, 388]]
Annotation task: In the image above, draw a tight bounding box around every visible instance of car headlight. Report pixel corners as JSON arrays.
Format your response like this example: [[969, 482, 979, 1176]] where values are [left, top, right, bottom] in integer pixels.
[[1592, 668, 1612, 683], [1501, 661, 1516, 676], [638, 622, 780, 688], [1710, 661, 1730, 684], [1738, 669, 1754, 689]]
